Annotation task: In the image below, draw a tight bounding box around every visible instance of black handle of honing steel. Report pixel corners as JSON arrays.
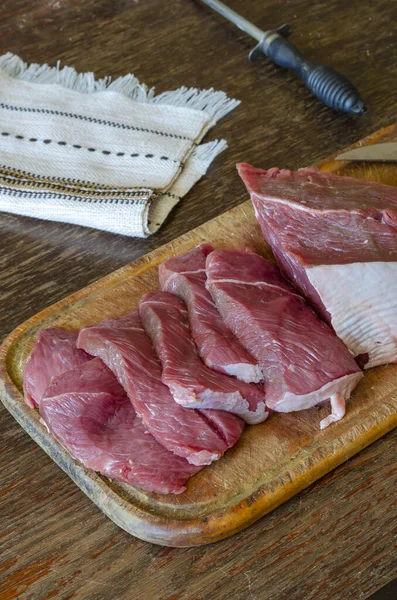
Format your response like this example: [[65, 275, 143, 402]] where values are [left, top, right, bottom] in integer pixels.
[[259, 31, 366, 115]]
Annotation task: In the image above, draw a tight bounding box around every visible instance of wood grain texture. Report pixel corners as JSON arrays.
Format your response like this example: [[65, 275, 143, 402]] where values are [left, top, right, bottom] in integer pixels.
[[1, 0, 397, 597]]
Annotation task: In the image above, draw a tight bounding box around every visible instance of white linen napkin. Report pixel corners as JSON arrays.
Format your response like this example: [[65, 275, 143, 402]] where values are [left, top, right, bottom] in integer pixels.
[[0, 53, 239, 237]]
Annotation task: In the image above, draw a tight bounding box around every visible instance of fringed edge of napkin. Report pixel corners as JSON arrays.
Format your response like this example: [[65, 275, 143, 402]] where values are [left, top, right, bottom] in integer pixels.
[[0, 53, 238, 237], [0, 53, 240, 125]]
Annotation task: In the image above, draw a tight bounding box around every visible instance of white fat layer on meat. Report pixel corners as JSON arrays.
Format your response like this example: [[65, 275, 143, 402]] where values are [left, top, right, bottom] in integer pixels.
[[168, 384, 268, 425], [243, 408, 270, 426], [207, 278, 302, 299], [223, 362, 263, 384], [174, 268, 206, 275], [209, 278, 285, 291], [252, 192, 354, 215], [273, 371, 363, 427], [319, 393, 346, 430], [39, 417, 50, 433], [307, 262, 397, 369], [188, 451, 221, 466]]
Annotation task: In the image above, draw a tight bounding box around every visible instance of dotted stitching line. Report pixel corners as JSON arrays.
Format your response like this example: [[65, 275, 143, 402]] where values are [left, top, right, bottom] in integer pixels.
[[0, 131, 179, 163], [0, 102, 194, 141]]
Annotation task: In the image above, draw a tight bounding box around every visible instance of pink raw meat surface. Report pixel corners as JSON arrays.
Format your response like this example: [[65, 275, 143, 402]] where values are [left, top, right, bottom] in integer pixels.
[[139, 291, 269, 425], [159, 244, 262, 383], [23, 328, 91, 408], [205, 248, 363, 430], [41, 358, 200, 494], [77, 311, 244, 466], [238, 163, 397, 369]]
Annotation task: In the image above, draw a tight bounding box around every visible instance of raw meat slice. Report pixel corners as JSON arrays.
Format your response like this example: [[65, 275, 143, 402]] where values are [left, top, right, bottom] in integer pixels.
[[237, 163, 397, 369], [205, 248, 363, 429], [159, 244, 262, 383], [23, 328, 91, 408], [77, 312, 244, 466], [139, 291, 269, 425], [41, 358, 200, 494]]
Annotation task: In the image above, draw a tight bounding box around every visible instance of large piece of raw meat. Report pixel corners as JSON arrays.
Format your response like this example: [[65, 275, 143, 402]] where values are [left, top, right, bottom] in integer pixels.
[[77, 312, 244, 465], [206, 248, 363, 429], [23, 328, 91, 408], [41, 358, 201, 494], [159, 244, 262, 383], [238, 163, 397, 369], [139, 291, 269, 424]]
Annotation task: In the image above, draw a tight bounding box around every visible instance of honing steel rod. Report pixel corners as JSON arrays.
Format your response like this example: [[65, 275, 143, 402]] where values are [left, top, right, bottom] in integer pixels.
[[200, 0, 366, 115]]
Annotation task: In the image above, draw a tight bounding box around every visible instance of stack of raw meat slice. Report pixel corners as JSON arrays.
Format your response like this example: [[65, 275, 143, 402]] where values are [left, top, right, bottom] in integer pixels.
[[25, 163, 392, 495], [22, 243, 365, 494], [25, 328, 203, 494], [76, 311, 245, 463], [139, 291, 268, 424], [41, 356, 201, 494], [158, 244, 362, 428], [205, 247, 362, 428], [237, 163, 397, 370], [159, 244, 262, 383]]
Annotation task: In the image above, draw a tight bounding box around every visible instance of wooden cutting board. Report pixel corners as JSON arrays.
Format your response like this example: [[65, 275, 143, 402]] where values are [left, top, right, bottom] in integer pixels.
[[1, 125, 397, 548]]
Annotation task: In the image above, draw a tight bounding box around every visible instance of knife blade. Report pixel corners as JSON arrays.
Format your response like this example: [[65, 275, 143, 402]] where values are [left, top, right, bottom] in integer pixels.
[[335, 142, 397, 162]]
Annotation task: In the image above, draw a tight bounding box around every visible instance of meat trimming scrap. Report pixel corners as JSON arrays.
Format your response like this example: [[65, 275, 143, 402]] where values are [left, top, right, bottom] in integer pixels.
[[238, 163, 397, 369], [139, 291, 269, 424], [77, 311, 244, 465], [159, 244, 262, 383], [41, 358, 201, 494], [205, 248, 363, 429]]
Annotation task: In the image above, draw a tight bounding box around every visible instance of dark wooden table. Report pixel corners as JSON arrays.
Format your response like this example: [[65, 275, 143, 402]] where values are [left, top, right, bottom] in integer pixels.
[[1, 1, 397, 599]]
